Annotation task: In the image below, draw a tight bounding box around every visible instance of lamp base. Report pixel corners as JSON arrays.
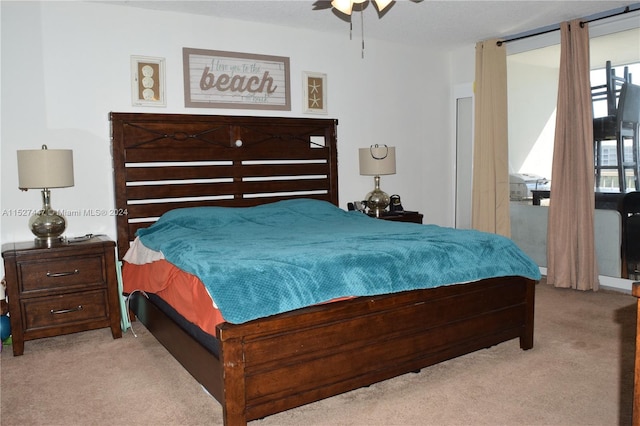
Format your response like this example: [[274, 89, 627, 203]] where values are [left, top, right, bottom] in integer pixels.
[[365, 175, 390, 218], [28, 189, 67, 244], [29, 209, 66, 244]]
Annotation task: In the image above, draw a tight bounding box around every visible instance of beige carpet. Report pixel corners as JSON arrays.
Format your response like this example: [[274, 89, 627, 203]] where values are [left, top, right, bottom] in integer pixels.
[[1, 282, 636, 426]]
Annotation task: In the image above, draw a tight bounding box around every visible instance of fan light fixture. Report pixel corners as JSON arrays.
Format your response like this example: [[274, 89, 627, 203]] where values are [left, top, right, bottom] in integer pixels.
[[331, 0, 393, 16], [330, 0, 395, 58]]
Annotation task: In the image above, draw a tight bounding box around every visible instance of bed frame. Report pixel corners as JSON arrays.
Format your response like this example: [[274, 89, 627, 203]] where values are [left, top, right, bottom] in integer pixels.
[[110, 112, 536, 426]]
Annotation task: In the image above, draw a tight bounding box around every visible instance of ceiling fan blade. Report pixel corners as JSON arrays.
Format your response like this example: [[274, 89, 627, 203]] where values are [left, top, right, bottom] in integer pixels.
[[312, 1, 333, 11], [374, 0, 393, 12]]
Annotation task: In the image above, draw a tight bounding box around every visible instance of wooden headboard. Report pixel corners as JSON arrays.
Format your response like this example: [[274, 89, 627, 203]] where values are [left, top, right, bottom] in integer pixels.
[[110, 113, 339, 260]]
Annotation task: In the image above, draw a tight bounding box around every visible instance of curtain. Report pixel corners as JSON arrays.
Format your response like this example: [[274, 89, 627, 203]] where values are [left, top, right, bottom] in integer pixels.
[[547, 20, 599, 291], [472, 39, 510, 237]]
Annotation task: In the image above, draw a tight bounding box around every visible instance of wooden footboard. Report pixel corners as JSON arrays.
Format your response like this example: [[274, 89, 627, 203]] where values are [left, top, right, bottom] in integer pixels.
[[131, 276, 535, 426]]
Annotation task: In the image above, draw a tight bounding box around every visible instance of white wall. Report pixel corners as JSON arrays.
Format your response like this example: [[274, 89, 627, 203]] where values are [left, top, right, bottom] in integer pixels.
[[507, 56, 559, 179], [0, 2, 455, 262]]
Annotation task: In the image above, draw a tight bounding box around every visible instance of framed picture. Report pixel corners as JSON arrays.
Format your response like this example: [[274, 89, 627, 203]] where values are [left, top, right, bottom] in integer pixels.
[[302, 71, 327, 114], [183, 48, 290, 110], [131, 56, 166, 106]]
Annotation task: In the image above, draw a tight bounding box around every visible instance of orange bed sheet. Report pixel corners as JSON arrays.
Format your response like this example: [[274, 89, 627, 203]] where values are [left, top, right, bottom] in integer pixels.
[[122, 260, 354, 336], [122, 260, 224, 336]]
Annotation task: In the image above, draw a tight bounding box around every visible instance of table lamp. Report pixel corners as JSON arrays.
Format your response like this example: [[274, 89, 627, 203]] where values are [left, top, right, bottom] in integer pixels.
[[359, 144, 396, 217], [17, 145, 74, 244]]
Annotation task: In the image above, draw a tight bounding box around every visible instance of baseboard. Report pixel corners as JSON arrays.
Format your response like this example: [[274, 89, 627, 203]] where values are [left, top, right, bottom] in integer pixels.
[[538, 267, 634, 294]]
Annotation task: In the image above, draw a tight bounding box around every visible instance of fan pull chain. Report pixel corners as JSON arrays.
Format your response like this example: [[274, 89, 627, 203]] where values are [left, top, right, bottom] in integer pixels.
[[361, 8, 365, 58]]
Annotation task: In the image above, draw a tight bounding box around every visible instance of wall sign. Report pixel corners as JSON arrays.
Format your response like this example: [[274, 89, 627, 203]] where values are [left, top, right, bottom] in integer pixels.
[[183, 48, 290, 110]]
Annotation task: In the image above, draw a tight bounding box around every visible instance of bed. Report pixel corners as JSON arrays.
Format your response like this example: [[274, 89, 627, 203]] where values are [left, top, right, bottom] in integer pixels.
[[111, 112, 539, 426]]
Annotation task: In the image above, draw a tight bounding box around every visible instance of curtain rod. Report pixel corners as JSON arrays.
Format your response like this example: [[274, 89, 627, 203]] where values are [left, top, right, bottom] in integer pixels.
[[496, 5, 636, 46]]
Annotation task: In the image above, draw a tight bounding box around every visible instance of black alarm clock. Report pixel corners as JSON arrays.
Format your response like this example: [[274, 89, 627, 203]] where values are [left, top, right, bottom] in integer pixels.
[[389, 194, 403, 212]]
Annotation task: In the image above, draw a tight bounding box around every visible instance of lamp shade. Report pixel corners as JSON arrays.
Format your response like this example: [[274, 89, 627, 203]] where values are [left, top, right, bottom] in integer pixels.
[[17, 146, 74, 189], [359, 145, 396, 176]]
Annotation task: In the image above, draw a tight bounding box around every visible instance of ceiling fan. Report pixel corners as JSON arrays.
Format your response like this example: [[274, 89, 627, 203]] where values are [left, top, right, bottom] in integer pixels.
[[313, 0, 398, 58], [330, 0, 393, 16]]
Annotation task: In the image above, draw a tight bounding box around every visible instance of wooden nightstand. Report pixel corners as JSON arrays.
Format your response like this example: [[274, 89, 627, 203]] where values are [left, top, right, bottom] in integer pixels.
[[368, 211, 423, 224], [2, 235, 122, 356]]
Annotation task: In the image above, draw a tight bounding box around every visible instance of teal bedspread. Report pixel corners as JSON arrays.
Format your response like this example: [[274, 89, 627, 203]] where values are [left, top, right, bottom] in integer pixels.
[[137, 199, 541, 324]]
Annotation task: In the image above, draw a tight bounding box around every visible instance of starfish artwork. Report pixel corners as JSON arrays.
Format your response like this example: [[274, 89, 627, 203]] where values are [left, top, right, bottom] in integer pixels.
[[307, 77, 324, 110]]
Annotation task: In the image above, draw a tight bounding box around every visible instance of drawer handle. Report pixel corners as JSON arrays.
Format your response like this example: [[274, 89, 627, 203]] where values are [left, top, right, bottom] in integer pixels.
[[46, 269, 79, 278], [50, 305, 83, 315]]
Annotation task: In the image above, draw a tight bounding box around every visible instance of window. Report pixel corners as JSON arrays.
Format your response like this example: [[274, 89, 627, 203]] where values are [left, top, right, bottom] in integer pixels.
[[507, 26, 640, 196]]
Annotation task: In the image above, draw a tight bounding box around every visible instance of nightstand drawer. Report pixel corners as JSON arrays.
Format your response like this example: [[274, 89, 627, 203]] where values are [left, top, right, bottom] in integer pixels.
[[22, 289, 109, 330], [18, 256, 105, 294]]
